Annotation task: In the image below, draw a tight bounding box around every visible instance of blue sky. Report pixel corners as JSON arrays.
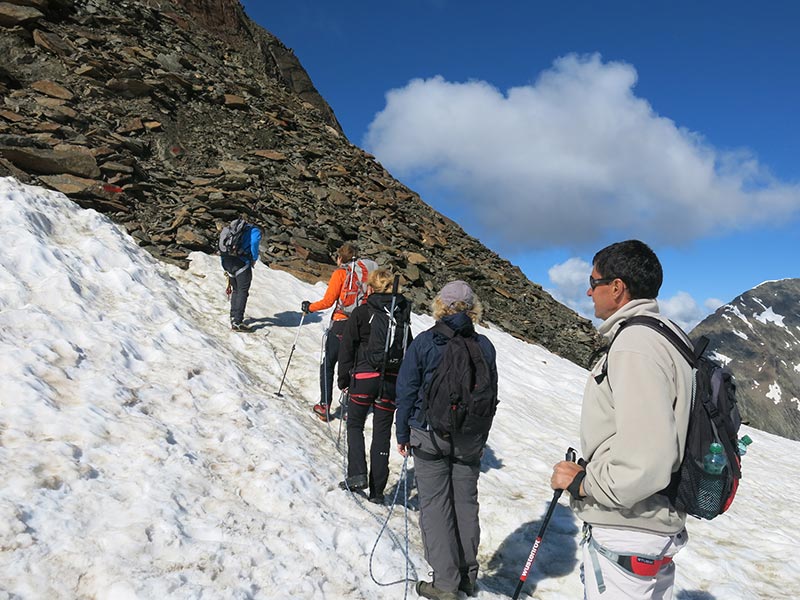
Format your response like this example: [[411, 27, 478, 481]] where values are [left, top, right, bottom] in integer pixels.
[[241, 0, 800, 329]]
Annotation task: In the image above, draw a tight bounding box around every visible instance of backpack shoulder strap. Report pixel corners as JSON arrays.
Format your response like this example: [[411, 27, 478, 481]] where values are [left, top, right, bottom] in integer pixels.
[[594, 315, 695, 385], [377, 276, 401, 380], [432, 321, 456, 340], [462, 333, 489, 370], [355, 258, 369, 282], [623, 316, 696, 367]]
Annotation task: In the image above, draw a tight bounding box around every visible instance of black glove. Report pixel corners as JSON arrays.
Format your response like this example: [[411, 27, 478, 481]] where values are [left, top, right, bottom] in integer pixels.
[[301, 300, 311, 314]]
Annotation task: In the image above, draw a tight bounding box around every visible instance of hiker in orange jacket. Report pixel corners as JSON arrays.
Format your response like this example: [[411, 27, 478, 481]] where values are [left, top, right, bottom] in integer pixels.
[[301, 242, 374, 420]]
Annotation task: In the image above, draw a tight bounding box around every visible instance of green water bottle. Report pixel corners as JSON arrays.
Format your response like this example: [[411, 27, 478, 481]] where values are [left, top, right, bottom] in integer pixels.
[[737, 435, 753, 455], [702, 442, 727, 474]]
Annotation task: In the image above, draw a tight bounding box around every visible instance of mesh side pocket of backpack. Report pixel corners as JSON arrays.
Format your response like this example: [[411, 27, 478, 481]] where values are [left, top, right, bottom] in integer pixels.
[[674, 459, 730, 520]]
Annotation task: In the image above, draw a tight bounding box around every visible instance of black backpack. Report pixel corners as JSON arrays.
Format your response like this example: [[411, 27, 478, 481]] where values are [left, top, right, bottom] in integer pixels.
[[599, 315, 742, 520], [218, 218, 250, 258], [364, 299, 411, 373], [424, 323, 498, 437]]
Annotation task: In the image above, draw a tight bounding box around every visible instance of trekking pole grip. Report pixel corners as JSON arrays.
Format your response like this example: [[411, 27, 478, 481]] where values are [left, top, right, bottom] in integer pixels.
[[552, 448, 577, 502], [566, 447, 577, 463]]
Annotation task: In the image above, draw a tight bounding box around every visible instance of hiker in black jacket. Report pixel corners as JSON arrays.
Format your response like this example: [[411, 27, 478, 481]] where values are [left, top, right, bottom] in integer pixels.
[[337, 268, 412, 504]]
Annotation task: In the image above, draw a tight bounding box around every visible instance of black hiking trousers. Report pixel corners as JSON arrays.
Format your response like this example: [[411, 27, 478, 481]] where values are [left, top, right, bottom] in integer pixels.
[[346, 372, 397, 499], [320, 319, 346, 406]]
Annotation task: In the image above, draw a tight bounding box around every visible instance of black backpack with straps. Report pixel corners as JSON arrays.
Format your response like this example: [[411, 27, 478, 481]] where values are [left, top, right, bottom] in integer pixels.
[[364, 296, 411, 373], [424, 323, 498, 437], [597, 315, 743, 520]]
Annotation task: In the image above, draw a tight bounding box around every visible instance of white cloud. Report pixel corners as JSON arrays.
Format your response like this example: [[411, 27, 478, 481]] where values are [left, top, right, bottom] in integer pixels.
[[545, 257, 715, 331], [657, 291, 711, 331], [546, 257, 595, 321], [548, 256, 590, 292], [365, 53, 800, 249]]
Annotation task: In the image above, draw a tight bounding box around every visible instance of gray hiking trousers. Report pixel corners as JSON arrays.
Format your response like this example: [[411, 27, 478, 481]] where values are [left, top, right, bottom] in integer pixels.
[[410, 428, 485, 594], [222, 257, 252, 325]]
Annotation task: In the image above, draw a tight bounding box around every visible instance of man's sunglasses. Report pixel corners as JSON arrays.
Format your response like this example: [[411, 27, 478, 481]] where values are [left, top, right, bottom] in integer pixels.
[[589, 275, 616, 289]]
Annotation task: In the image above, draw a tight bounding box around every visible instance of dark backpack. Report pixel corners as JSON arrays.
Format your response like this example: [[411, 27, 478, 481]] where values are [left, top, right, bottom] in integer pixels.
[[364, 300, 411, 373], [424, 323, 498, 437], [219, 219, 250, 258], [599, 315, 742, 520]]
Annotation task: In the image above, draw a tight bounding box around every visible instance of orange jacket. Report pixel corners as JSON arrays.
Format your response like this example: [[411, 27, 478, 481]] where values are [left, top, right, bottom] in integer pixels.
[[309, 268, 349, 320]]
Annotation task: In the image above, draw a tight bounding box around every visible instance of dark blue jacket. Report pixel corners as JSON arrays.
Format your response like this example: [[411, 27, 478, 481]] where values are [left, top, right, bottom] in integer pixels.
[[395, 312, 498, 445]]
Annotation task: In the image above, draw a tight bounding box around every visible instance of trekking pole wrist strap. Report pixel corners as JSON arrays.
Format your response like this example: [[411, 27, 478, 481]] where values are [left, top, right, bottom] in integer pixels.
[[567, 470, 587, 500]]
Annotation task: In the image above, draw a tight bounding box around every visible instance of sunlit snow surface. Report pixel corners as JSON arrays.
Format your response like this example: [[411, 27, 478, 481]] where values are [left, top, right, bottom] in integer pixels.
[[1, 178, 798, 599]]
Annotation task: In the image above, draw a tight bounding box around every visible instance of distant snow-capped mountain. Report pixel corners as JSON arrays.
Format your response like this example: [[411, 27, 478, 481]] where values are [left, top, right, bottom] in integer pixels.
[[690, 279, 800, 441]]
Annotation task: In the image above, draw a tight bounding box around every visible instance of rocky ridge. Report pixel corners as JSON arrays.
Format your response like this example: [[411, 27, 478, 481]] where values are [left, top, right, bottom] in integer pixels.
[[691, 279, 800, 441], [0, 0, 601, 365]]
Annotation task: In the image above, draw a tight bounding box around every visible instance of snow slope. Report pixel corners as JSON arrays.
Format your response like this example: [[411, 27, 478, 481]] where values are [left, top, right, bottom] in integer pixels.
[[1, 177, 797, 599]]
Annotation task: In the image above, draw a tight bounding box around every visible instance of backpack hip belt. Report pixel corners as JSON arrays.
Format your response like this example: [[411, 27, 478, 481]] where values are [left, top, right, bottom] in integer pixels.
[[582, 525, 673, 591], [224, 262, 251, 278], [411, 446, 481, 467], [411, 430, 481, 467]]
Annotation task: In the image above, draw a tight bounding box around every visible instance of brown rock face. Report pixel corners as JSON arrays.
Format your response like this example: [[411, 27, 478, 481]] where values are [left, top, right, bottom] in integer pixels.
[[171, 0, 244, 36], [0, 0, 601, 365], [0, 2, 44, 26], [0, 146, 100, 178]]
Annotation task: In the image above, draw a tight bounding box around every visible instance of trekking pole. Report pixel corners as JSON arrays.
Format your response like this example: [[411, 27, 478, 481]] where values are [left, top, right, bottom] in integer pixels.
[[511, 447, 577, 600], [335, 389, 351, 449], [276, 312, 305, 397]]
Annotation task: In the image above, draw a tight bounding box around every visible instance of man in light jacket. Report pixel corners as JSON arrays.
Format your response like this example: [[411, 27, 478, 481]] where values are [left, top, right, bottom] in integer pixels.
[[551, 240, 692, 600]]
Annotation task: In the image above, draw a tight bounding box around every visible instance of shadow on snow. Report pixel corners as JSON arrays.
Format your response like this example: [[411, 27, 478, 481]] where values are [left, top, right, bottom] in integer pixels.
[[246, 309, 322, 330], [676, 592, 717, 599], [482, 502, 579, 597]]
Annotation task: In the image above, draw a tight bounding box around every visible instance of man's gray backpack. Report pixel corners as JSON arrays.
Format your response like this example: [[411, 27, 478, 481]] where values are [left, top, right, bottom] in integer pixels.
[[219, 219, 249, 258]]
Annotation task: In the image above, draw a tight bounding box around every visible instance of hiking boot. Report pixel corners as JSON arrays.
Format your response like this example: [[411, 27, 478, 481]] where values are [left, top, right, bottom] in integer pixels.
[[338, 474, 368, 491], [415, 581, 458, 600], [368, 494, 385, 505], [312, 403, 332, 421], [458, 578, 477, 597], [231, 321, 252, 332]]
